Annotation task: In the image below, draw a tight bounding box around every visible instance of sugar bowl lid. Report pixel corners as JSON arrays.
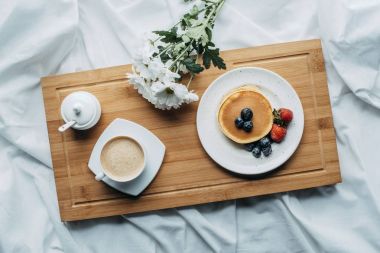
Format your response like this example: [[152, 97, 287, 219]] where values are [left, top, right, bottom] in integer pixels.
[[60, 91, 101, 130]]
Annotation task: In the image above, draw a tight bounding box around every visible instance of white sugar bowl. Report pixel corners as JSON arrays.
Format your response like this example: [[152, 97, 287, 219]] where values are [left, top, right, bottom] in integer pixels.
[[59, 91, 101, 132]]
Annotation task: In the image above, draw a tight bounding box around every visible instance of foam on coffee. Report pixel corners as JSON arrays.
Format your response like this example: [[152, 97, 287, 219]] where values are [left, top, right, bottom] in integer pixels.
[[100, 137, 144, 181]]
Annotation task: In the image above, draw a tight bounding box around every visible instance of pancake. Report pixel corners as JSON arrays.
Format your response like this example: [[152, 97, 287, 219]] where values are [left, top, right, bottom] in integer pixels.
[[218, 86, 273, 144]]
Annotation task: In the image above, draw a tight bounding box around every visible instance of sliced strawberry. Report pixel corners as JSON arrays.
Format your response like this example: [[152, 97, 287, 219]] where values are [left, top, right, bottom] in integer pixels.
[[279, 108, 293, 124], [270, 124, 287, 143]]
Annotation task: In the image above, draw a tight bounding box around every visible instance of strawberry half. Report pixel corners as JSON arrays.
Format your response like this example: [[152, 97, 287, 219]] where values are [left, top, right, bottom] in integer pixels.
[[279, 108, 293, 124], [270, 124, 287, 143]]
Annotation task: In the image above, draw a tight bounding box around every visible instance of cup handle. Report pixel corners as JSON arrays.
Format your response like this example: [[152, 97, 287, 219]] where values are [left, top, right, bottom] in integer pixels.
[[95, 171, 106, 181]]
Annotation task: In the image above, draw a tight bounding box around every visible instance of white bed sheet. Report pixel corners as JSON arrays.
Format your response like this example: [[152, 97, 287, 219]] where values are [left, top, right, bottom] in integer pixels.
[[1, 0, 380, 252]]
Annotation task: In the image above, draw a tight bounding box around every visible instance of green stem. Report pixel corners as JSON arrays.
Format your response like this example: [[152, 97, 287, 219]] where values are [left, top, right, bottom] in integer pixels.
[[157, 44, 173, 57], [152, 7, 208, 44], [186, 55, 199, 88], [204, 5, 217, 25], [198, 0, 223, 33], [205, 0, 224, 26], [213, 0, 225, 21], [169, 40, 194, 70], [186, 74, 195, 88], [153, 0, 225, 75]]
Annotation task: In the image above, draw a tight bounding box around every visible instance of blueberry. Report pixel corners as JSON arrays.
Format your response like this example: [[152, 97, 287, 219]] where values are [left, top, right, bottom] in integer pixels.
[[262, 145, 272, 157], [243, 121, 253, 132], [259, 137, 271, 148], [235, 117, 244, 129], [241, 108, 253, 121], [252, 146, 261, 158], [244, 142, 256, 152]]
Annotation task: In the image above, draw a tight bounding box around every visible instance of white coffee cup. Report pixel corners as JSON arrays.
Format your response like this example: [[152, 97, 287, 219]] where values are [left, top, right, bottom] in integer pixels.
[[95, 136, 146, 183]]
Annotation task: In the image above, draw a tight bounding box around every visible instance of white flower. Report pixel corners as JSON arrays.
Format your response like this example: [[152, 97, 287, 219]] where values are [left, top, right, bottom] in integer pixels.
[[127, 63, 196, 110], [184, 90, 199, 104], [135, 41, 158, 65], [147, 57, 165, 80], [127, 33, 200, 110], [131, 41, 160, 80], [151, 80, 185, 109], [149, 80, 197, 110], [162, 68, 181, 82], [133, 61, 152, 80], [163, 60, 181, 80], [126, 72, 156, 104]]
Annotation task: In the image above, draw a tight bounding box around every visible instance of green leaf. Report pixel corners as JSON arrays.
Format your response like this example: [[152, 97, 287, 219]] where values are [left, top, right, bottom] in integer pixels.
[[152, 30, 171, 37], [202, 47, 226, 70], [202, 50, 211, 69], [182, 35, 191, 43], [189, 5, 199, 16], [273, 109, 287, 126], [208, 41, 215, 47], [173, 42, 186, 55], [192, 41, 204, 54], [160, 53, 171, 63], [205, 27, 212, 41], [185, 25, 207, 41], [182, 58, 204, 74], [153, 28, 181, 43], [180, 19, 187, 30]]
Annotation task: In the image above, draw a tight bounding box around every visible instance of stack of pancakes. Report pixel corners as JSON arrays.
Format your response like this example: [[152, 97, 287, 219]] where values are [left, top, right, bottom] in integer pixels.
[[218, 86, 273, 144]]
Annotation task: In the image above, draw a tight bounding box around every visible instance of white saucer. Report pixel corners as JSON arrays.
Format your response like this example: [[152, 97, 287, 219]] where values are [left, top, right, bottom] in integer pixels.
[[88, 118, 165, 196], [196, 67, 304, 175]]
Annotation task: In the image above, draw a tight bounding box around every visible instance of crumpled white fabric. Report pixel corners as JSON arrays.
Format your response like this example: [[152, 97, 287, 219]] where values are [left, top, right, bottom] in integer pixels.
[[0, 0, 380, 252]]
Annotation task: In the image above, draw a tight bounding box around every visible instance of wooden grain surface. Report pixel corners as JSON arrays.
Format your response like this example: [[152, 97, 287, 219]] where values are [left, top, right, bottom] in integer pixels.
[[41, 39, 341, 221]]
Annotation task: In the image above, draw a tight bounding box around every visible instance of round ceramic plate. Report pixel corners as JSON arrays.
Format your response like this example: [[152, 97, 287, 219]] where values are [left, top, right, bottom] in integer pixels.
[[196, 67, 304, 175]]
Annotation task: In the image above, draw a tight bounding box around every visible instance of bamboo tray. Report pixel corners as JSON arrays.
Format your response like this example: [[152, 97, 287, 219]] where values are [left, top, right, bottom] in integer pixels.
[[41, 39, 341, 221]]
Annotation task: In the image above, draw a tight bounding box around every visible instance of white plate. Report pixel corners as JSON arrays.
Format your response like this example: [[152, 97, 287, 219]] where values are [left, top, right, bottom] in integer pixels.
[[88, 118, 165, 196], [196, 67, 304, 175]]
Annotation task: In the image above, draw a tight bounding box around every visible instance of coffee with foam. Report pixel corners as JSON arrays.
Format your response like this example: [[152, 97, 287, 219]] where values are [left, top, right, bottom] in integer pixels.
[[100, 137, 145, 181]]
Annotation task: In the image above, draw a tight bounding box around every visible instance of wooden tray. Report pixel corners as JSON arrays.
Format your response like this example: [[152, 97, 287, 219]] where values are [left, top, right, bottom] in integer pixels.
[[41, 39, 341, 221]]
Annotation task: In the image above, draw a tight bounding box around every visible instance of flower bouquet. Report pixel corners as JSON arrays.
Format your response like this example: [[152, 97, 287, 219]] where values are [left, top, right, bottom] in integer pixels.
[[127, 0, 226, 110]]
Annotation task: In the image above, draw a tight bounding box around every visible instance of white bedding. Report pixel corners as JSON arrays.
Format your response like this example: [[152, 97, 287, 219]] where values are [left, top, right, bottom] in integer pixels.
[[1, 0, 380, 252]]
